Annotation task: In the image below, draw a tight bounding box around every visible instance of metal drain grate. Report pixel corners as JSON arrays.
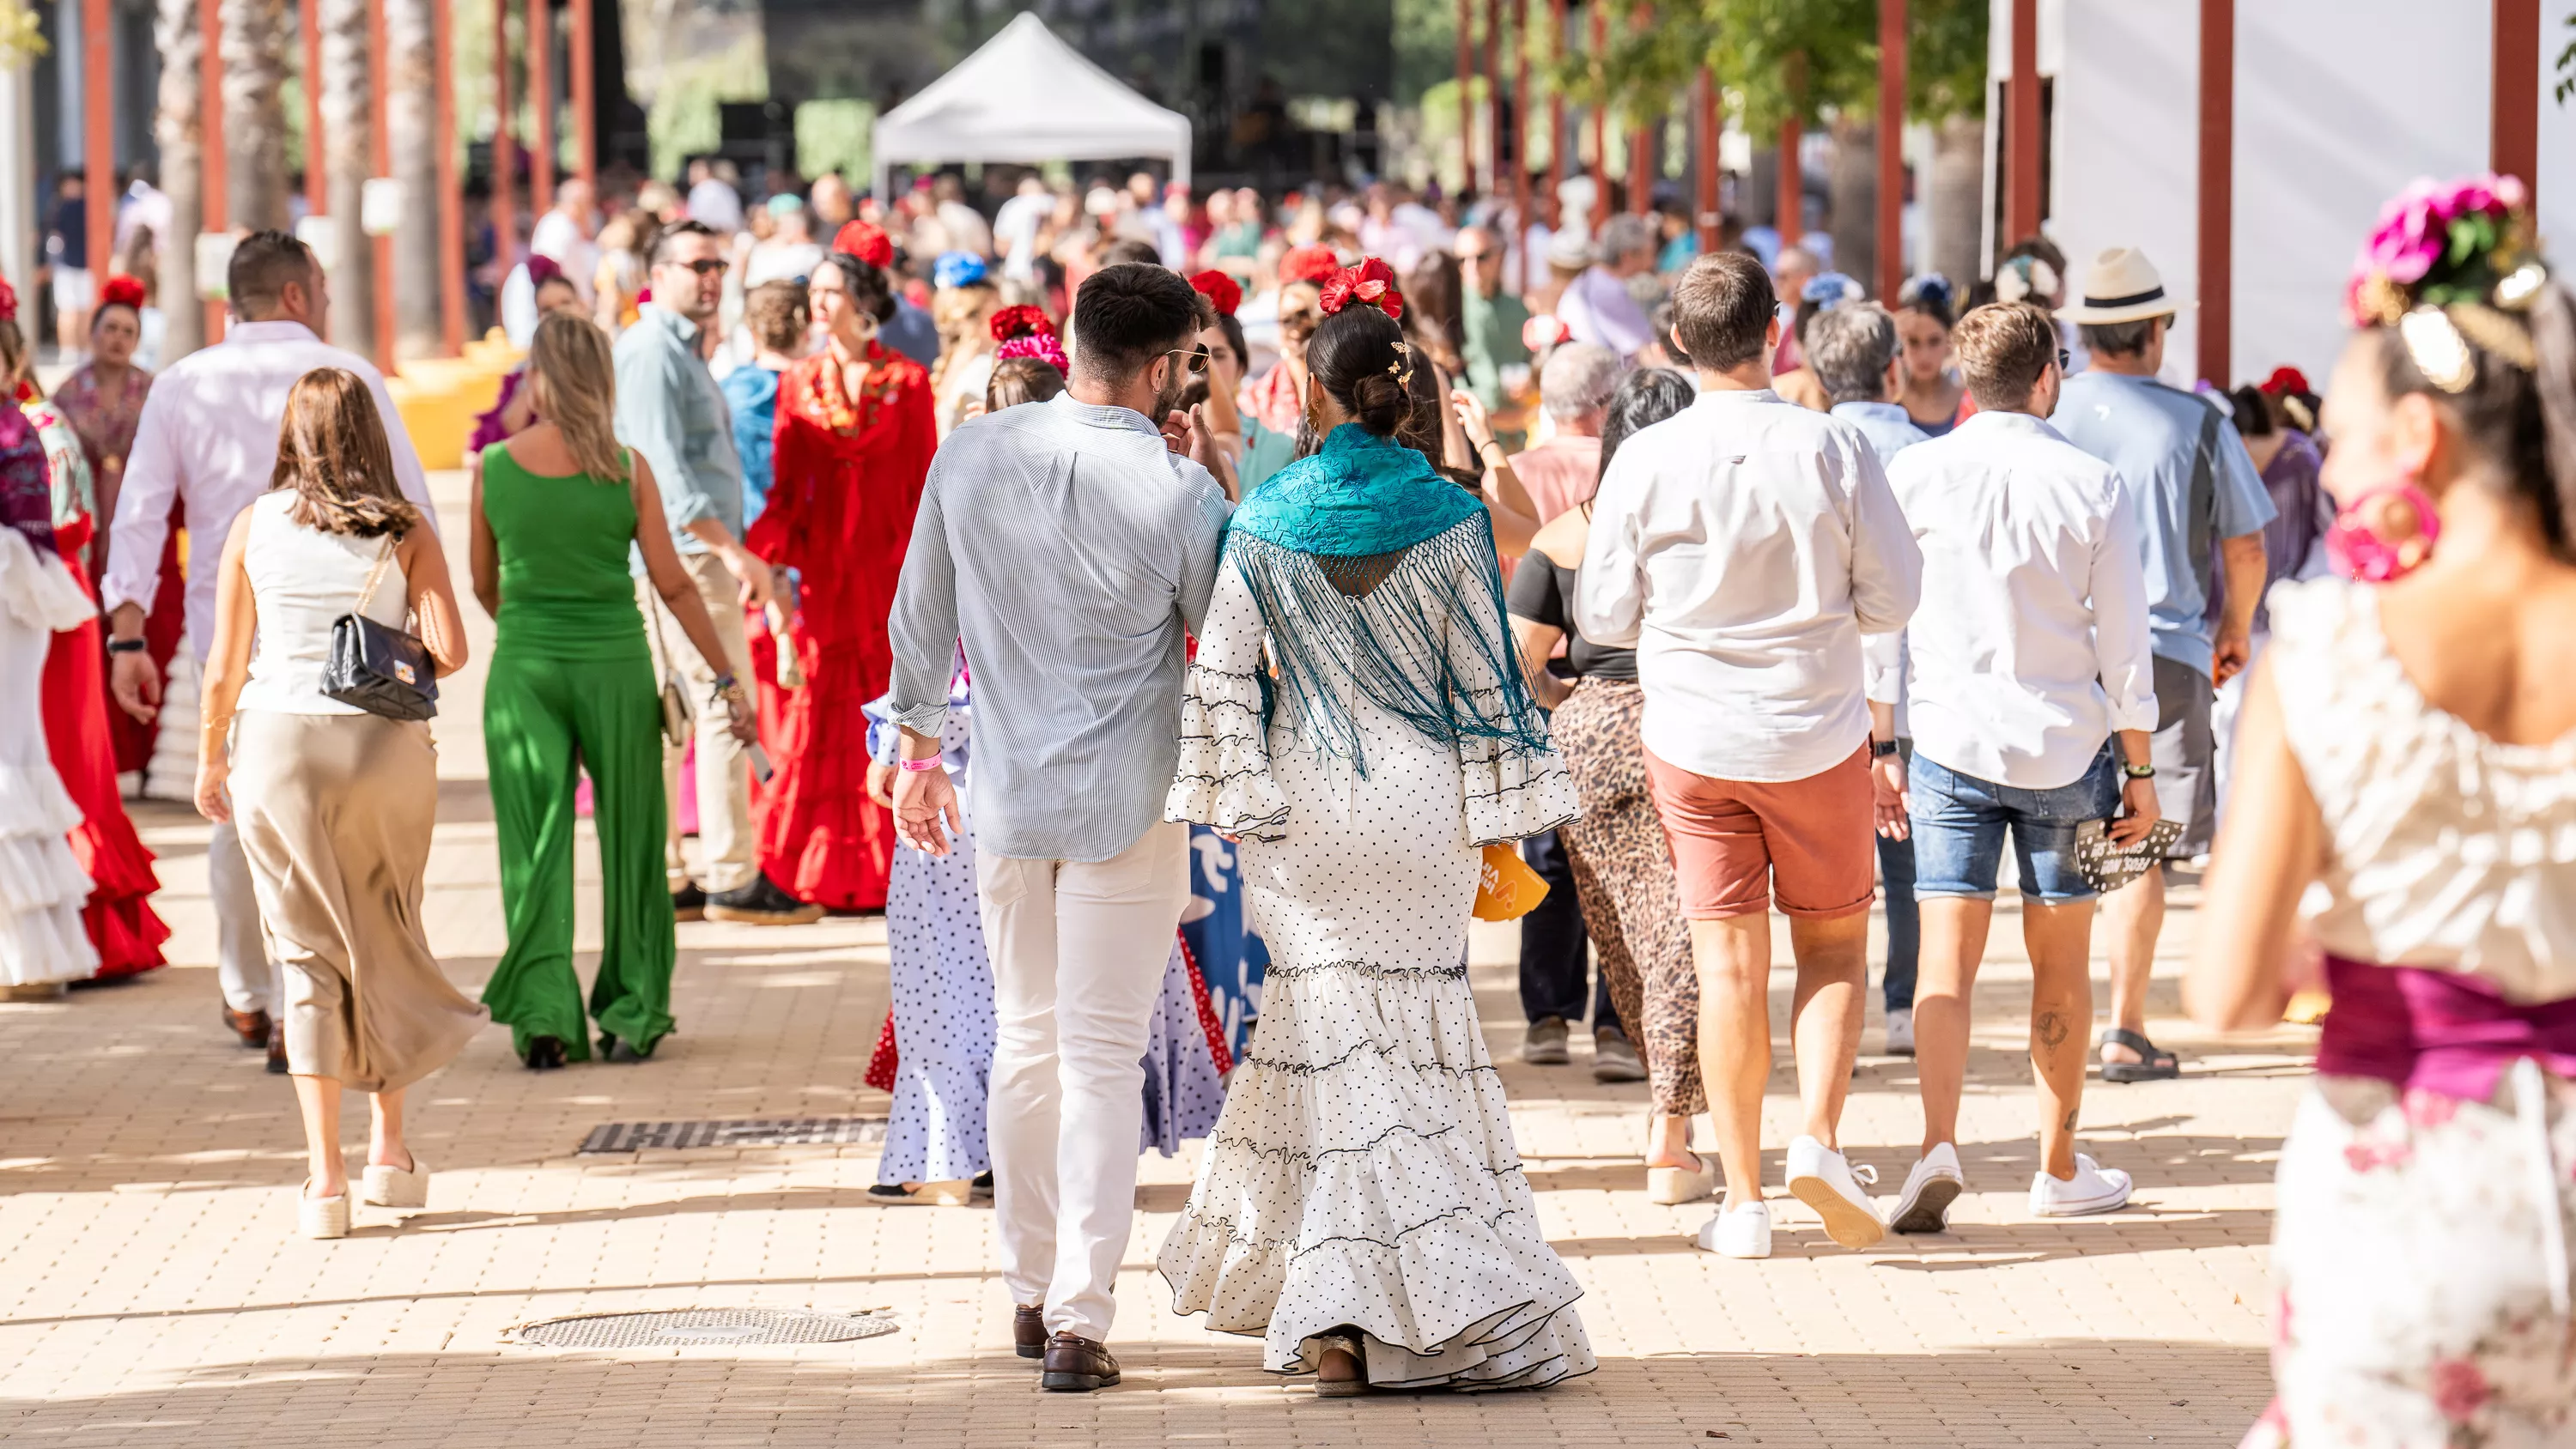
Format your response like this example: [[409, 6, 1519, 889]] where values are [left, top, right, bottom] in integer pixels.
[[513, 1307, 900, 1349], [578, 1116, 888, 1153]]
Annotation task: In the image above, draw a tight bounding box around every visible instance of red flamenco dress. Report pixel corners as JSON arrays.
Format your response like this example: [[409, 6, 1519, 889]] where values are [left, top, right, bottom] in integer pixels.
[[745, 338, 935, 910], [27, 401, 168, 977]]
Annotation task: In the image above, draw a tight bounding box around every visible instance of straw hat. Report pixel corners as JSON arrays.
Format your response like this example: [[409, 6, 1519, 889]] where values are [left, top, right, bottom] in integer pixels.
[[2057, 247, 2183, 324]]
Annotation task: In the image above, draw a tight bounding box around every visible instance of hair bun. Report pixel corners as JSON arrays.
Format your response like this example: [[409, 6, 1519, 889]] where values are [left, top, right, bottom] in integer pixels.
[[1351, 370, 1408, 437]]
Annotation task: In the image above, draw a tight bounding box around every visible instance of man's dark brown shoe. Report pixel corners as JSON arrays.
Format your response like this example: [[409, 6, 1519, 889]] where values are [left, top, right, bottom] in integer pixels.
[[266, 1024, 289, 1076], [1039, 1331, 1120, 1391], [223, 1007, 271, 1049], [1013, 1305, 1046, 1360]]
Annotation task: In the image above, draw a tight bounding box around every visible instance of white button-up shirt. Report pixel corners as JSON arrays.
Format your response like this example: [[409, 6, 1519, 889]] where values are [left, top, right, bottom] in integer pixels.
[[1577, 387, 1923, 783], [1882, 409, 2160, 791], [104, 319, 434, 663]]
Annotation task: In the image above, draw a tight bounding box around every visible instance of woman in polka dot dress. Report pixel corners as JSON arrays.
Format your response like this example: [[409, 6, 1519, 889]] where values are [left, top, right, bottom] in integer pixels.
[[1157, 267, 1595, 1394]]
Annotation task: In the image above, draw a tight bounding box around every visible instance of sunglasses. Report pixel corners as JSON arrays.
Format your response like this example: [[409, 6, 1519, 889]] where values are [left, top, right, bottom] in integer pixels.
[[1165, 345, 1212, 376], [672, 258, 726, 277], [1457, 251, 1491, 264], [2057, 349, 2071, 369]]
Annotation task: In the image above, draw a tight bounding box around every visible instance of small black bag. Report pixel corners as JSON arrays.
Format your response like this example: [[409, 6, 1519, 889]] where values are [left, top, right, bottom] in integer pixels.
[[321, 539, 439, 721]]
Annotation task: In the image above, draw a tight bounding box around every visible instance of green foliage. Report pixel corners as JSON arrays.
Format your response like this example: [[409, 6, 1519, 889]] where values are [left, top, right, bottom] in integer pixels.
[[795, 99, 874, 185], [1394, 0, 1461, 104], [646, 33, 767, 180], [2557, 11, 2576, 106], [1554, 0, 1985, 132]]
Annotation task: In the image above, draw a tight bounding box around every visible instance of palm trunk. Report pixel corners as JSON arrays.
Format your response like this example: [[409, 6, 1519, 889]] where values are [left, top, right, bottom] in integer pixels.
[[1827, 112, 1877, 296], [219, 0, 291, 233], [319, 0, 373, 355], [152, 0, 203, 358], [385, 0, 437, 359], [1929, 112, 1985, 287]]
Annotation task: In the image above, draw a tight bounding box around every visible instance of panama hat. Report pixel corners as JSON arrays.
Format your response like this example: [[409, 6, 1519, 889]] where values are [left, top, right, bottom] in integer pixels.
[[2057, 247, 2184, 324]]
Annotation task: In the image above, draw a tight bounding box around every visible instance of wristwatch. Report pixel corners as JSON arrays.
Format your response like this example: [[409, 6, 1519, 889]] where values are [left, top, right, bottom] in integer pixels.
[[1869, 738, 1899, 759], [106, 637, 147, 654], [2122, 761, 2158, 779]]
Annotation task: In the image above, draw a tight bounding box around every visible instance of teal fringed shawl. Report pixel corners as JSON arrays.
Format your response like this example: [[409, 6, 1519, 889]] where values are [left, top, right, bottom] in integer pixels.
[[1224, 424, 1552, 774]]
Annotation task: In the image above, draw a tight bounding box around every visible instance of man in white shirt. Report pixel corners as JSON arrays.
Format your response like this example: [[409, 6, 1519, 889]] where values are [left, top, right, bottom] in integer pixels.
[[1578, 252, 1922, 1260], [103, 230, 435, 1063], [1556, 215, 1659, 360], [1876, 300, 2162, 1233], [529, 178, 601, 306]]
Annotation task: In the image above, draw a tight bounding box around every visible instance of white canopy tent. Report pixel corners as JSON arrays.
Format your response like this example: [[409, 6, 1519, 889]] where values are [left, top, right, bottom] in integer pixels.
[[872, 13, 1192, 201]]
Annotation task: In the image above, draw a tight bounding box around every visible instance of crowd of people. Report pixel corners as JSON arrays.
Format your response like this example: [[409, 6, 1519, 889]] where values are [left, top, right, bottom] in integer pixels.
[[4, 155, 2574, 1442]]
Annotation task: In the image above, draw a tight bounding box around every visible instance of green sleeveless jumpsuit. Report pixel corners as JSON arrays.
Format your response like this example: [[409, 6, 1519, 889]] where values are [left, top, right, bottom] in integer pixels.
[[477, 443, 675, 1060]]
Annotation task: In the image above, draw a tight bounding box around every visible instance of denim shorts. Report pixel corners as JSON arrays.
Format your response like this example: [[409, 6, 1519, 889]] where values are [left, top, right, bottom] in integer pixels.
[[1908, 747, 2120, 904]]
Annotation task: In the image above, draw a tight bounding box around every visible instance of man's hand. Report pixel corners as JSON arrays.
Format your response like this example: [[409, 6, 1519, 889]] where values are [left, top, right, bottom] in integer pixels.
[[112, 647, 162, 723], [1184, 403, 1224, 476], [2211, 627, 2252, 688], [1160, 406, 1199, 458], [892, 761, 963, 858], [1870, 752, 1910, 841], [2109, 775, 2164, 846], [726, 549, 777, 612]]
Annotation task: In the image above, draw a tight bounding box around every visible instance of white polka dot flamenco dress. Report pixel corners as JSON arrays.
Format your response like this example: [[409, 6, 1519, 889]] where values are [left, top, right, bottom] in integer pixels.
[[0, 524, 101, 988], [1157, 530, 1596, 1391]]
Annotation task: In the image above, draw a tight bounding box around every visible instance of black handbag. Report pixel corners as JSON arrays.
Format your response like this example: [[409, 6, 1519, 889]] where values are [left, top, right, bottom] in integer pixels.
[[321, 539, 440, 721]]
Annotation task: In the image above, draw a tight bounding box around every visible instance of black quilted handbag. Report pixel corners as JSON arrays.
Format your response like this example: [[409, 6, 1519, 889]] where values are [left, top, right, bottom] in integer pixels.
[[321, 539, 439, 721]]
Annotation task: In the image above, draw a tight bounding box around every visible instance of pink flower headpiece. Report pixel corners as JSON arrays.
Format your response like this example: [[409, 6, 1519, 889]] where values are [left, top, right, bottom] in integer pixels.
[[1318, 258, 1404, 323], [2347, 173, 2548, 391], [992, 305, 1067, 371]]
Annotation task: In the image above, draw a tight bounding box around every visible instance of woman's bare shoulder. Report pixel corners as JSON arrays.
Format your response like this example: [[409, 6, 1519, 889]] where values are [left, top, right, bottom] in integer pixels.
[[1528, 508, 1589, 570]]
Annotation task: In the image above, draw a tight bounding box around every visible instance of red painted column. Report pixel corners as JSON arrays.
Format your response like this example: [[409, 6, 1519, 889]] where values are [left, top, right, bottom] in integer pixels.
[[1587, 2, 1606, 211], [1512, 0, 1531, 258], [2007, 0, 2040, 242], [2494, 0, 2539, 201], [571, 0, 596, 194], [82, 0, 112, 281], [2196, 0, 2233, 385], [528, 0, 553, 215], [369, 0, 393, 371], [1546, 0, 1565, 228], [1625, 3, 1649, 215], [1484, 0, 1503, 200], [199, 0, 226, 341], [1456, 0, 1477, 195], [1695, 68, 1717, 252], [435, 0, 464, 352], [491, 0, 515, 288], [1877, 0, 1906, 300], [302, 0, 325, 216]]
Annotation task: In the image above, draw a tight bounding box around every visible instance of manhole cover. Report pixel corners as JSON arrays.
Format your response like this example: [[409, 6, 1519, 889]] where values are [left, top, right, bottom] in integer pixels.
[[513, 1308, 900, 1349], [578, 1117, 887, 1153]]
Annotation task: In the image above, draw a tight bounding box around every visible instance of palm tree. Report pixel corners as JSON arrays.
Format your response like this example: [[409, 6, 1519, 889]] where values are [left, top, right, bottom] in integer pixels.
[[219, 0, 290, 232], [385, 0, 438, 360], [319, 0, 373, 355], [152, 0, 203, 358]]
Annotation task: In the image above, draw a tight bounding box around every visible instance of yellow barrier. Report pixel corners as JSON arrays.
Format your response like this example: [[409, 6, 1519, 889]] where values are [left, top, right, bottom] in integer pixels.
[[390, 332, 525, 470]]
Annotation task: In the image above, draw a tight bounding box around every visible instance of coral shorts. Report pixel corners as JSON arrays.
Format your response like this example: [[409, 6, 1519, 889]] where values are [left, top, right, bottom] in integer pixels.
[[1643, 744, 1875, 922]]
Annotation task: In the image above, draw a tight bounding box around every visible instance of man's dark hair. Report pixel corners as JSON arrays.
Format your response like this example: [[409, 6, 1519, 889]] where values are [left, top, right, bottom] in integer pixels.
[[1668, 252, 1777, 373], [1072, 263, 1206, 382], [647, 219, 719, 269], [227, 230, 318, 316], [2081, 317, 2160, 359], [1954, 301, 2062, 412], [1099, 237, 1163, 269]]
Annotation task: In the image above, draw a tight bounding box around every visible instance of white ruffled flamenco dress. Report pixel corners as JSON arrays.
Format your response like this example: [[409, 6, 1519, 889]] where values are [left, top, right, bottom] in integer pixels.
[[1157, 509, 1595, 1391], [0, 525, 101, 989]]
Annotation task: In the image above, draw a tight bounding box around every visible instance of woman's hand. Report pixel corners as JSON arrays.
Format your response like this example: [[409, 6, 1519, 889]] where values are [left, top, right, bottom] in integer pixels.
[[193, 754, 231, 825], [866, 760, 896, 809], [1871, 753, 1910, 840], [1449, 387, 1497, 454]]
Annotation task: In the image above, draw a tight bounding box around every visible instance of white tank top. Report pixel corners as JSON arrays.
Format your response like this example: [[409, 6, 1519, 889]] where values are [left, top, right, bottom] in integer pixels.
[[237, 490, 412, 715]]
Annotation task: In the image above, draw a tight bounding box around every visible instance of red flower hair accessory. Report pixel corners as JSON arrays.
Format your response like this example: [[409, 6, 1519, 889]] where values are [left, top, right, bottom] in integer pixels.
[[1279, 245, 1341, 288], [0, 277, 15, 323], [2258, 366, 2311, 397], [989, 304, 1054, 344], [1317, 258, 1404, 323], [832, 221, 896, 269], [1188, 270, 1242, 318], [99, 274, 148, 312]]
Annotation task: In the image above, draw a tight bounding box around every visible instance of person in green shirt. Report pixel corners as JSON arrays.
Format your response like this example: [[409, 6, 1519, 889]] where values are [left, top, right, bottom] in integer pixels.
[[1455, 225, 1534, 443]]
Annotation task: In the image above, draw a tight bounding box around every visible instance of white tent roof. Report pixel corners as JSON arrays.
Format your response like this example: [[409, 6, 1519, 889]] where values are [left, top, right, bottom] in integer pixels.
[[872, 14, 1191, 197]]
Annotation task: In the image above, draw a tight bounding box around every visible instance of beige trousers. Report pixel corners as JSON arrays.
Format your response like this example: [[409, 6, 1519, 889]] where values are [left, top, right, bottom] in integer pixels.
[[978, 822, 1193, 1343], [638, 552, 756, 894]]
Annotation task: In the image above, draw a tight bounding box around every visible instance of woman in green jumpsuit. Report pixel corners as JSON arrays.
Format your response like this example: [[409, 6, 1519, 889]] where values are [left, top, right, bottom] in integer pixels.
[[469, 312, 756, 1068]]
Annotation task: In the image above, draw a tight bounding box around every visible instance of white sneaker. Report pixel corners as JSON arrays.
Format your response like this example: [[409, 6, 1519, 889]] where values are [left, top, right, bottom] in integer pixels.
[[1884, 1007, 1915, 1056], [2029, 1153, 2133, 1217], [1785, 1135, 1886, 1249], [1889, 1143, 1965, 1234], [1694, 1196, 1772, 1258]]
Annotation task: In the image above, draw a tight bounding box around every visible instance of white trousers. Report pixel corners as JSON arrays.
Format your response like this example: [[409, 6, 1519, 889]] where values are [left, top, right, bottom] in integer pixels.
[[210, 817, 281, 1015], [638, 553, 757, 894], [977, 821, 1191, 1342]]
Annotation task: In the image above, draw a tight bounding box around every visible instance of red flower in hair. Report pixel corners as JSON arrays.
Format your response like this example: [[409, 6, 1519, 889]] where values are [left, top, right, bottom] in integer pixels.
[[989, 304, 1054, 343], [1317, 258, 1404, 323], [2259, 366, 2312, 397], [1188, 270, 1242, 318], [832, 221, 896, 269], [1279, 245, 1341, 287], [0, 277, 15, 323], [99, 274, 148, 312]]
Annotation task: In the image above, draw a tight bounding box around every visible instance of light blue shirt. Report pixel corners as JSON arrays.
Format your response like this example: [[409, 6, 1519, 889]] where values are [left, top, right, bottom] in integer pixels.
[[2052, 370, 2276, 679], [613, 304, 744, 563], [1835, 401, 1931, 740], [889, 393, 1233, 863]]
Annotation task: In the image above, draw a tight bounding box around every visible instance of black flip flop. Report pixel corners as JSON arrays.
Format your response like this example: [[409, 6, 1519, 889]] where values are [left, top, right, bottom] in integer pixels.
[[2099, 1027, 2180, 1082]]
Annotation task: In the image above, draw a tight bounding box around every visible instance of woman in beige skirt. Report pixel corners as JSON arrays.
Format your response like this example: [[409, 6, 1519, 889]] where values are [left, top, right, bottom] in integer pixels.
[[195, 367, 483, 1240]]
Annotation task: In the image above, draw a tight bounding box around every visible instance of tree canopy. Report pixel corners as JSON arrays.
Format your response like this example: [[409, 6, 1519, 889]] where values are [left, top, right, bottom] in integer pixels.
[[1556, 0, 1986, 133]]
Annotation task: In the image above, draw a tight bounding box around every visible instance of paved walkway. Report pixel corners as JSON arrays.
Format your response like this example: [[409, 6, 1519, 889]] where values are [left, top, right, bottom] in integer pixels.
[[0, 472, 2309, 1446]]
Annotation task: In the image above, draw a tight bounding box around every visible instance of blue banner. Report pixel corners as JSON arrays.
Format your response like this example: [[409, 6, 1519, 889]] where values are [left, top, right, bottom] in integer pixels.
[[1179, 825, 1270, 1060]]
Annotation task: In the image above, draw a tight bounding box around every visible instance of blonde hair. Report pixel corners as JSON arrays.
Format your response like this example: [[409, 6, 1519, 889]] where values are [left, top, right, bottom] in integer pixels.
[[525, 312, 629, 482], [270, 368, 421, 537]]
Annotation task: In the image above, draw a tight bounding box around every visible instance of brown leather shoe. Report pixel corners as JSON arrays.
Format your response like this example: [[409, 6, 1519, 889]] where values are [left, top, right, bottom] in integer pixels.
[[266, 1024, 289, 1076], [222, 1006, 271, 1049], [1012, 1305, 1046, 1361], [1039, 1331, 1120, 1391]]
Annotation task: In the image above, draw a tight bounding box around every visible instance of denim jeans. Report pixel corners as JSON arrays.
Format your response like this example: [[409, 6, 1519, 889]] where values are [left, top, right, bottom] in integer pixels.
[[1909, 747, 2120, 905]]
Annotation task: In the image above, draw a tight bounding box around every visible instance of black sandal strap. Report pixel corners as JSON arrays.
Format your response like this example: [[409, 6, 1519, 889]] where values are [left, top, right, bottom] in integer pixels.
[[2099, 1027, 2176, 1064]]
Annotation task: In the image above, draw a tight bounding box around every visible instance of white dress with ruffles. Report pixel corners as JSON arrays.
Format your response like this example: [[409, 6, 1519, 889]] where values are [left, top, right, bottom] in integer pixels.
[[1157, 518, 1593, 1390], [0, 528, 102, 986]]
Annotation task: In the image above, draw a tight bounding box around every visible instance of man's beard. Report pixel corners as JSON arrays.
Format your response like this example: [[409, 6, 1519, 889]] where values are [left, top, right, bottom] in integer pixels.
[[1151, 366, 1189, 423]]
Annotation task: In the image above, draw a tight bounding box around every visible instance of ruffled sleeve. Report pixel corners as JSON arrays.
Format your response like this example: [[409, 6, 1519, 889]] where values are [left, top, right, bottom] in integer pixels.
[[1447, 535, 1580, 846], [1165, 550, 1291, 840], [0, 528, 94, 633]]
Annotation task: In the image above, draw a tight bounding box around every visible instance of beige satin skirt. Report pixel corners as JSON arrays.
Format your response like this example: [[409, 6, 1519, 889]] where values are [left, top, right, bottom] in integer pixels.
[[230, 711, 486, 1092]]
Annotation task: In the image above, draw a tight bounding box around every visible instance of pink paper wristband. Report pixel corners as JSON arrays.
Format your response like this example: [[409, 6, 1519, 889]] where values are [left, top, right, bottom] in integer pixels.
[[897, 756, 943, 773]]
